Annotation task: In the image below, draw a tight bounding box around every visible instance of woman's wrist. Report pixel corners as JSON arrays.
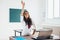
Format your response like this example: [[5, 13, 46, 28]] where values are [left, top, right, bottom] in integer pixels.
[[22, 6, 24, 9]]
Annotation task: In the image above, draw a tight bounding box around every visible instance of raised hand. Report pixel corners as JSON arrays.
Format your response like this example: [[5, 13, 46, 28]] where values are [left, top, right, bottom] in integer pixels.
[[21, 1, 25, 7], [21, 0, 25, 16]]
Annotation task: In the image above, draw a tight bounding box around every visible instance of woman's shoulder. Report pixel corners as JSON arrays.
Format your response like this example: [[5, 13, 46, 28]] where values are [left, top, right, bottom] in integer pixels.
[[21, 16, 23, 21], [20, 20, 26, 26]]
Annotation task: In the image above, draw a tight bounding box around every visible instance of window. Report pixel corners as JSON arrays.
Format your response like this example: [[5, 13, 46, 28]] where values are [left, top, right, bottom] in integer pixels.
[[46, 0, 59, 18]]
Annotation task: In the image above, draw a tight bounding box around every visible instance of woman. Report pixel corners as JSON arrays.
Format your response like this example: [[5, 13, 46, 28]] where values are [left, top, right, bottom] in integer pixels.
[[21, 1, 36, 36]]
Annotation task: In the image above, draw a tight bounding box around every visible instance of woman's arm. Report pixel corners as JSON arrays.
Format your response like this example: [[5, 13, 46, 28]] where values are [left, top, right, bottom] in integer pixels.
[[32, 29, 36, 35], [32, 20, 36, 35], [21, 1, 25, 16]]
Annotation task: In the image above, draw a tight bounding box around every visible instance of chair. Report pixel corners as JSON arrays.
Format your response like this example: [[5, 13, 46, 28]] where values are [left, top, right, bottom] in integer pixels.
[[35, 28, 53, 39]]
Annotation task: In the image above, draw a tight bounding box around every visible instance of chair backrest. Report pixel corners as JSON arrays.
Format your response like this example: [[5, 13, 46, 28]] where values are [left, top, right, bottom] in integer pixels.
[[38, 28, 53, 37]]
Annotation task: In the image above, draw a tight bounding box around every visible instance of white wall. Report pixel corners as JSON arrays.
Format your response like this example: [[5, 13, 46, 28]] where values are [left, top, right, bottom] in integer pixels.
[[0, 0, 45, 40]]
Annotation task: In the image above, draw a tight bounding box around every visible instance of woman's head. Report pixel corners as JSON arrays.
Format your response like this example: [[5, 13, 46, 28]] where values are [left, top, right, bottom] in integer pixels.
[[23, 10, 30, 19]]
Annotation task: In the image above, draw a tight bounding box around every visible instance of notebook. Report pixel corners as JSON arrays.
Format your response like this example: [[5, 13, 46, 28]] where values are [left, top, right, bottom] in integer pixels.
[[15, 36, 26, 40]]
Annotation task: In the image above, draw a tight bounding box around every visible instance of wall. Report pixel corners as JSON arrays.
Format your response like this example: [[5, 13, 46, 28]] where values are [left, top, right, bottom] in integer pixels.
[[0, 0, 45, 40]]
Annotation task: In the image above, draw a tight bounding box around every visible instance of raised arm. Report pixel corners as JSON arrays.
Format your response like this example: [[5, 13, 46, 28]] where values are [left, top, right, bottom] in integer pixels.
[[21, 1, 25, 16]]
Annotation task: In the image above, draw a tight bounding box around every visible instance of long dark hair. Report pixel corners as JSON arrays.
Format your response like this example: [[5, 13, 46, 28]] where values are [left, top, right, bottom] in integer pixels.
[[23, 10, 32, 29], [23, 16, 32, 25]]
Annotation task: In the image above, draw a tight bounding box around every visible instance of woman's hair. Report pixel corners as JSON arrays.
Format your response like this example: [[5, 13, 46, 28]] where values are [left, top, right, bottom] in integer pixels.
[[23, 10, 28, 16], [23, 16, 32, 25], [23, 10, 32, 28]]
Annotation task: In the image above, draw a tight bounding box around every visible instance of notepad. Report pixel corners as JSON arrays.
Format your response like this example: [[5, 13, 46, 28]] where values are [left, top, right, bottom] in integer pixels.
[[15, 36, 26, 40]]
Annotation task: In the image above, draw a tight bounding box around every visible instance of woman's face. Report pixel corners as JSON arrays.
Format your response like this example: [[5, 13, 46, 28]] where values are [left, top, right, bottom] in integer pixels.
[[24, 12, 29, 19]]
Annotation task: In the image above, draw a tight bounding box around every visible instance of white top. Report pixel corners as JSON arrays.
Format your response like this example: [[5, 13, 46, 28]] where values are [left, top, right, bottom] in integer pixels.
[[20, 16, 36, 36]]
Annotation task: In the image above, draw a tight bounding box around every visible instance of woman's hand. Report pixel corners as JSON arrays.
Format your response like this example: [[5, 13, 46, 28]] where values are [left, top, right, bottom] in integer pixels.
[[21, 1, 25, 16], [32, 29, 36, 35], [21, 1, 25, 7]]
